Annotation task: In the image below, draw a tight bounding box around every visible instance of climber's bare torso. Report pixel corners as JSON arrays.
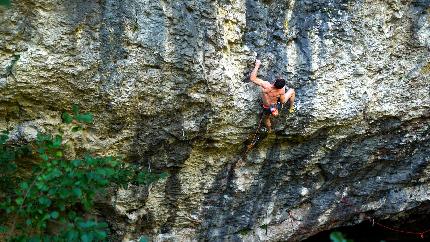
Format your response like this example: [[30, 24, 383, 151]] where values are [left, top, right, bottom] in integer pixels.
[[260, 83, 285, 106]]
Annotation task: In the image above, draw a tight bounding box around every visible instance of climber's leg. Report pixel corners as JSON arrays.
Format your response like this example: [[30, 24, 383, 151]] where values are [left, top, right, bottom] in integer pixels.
[[264, 115, 272, 132]]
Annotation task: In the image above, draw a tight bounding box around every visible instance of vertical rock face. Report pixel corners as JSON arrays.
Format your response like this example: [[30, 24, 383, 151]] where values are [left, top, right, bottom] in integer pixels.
[[1, 0, 429, 241]]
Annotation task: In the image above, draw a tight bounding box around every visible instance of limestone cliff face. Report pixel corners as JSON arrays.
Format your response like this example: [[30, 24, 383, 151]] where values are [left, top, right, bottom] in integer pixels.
[[1, 0, 430, 241]]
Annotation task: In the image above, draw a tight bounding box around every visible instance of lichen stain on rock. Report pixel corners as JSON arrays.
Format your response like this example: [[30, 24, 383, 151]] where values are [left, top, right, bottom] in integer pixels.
[[421, 62, 430, 74]]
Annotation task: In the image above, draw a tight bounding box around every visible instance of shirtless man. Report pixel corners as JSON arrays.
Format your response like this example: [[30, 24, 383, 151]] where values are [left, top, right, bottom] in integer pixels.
[[250, 59, 295, 132]]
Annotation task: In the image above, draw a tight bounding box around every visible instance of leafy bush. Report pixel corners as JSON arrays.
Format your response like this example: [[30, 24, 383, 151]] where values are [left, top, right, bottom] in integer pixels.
[[0, 131, 30, 194], [0, 106, 167, 241]]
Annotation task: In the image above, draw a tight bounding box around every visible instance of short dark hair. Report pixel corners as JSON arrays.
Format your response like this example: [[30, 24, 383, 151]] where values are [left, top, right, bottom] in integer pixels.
[[274, 78, 286, 89]]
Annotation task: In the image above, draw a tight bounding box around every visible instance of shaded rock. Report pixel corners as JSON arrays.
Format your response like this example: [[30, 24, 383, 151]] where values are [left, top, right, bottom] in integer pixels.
[[0, 0, 429, 241]]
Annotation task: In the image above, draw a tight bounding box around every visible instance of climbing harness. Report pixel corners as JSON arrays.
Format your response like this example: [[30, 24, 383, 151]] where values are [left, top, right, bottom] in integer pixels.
[[262, 104, 278, 115]]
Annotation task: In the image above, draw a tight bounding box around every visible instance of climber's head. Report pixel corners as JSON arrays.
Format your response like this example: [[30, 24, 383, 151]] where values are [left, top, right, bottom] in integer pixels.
[[274, 78, 286, 89]]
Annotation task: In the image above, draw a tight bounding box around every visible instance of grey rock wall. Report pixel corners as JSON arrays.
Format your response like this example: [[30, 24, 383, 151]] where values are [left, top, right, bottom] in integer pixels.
[[1, 0, 429, 241]]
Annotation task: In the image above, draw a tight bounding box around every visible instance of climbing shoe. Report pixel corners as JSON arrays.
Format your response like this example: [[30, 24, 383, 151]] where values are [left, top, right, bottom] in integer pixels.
[[289, 106, 295, 114]]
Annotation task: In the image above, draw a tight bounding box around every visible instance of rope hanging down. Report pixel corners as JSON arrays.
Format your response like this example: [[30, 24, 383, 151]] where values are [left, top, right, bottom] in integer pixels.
[[241, 109, 265, 161], [339, 197, 430, 239], [284, 197, 430, 239]]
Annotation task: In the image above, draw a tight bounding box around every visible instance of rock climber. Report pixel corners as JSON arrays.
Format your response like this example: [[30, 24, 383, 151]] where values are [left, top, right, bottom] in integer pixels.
[[250, 59, 295, 132]]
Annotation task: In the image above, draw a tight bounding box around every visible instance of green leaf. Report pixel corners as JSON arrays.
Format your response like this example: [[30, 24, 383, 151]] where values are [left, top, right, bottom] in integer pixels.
[[330, 231, 348, 242], [71, 126, 81, 132], [72, 104, 79, 115], [59, 189, 69, 199], [82, 199, 92, 210], [0, 133, 8, 144], [84, 156, 95, 165], [15, 197, 24, 205], [38, 196, 52, 207], [58, 203, 66, 211], [55, 151, 63, 158], [159, 172, 169, 179], [42, 213, 51, 221], [0, 225, 8, 233], [139, 236, 150, 242], [50, 211, 59, 219], [95, 230, 107, 239], [66, 230, 79, 241], [76, 113, 93, 124], [36, 181, 49, 191], [20, 182, 29, 190], [81, 233, 93, 242], [61, 112, 73, 124], [72, 188, 82, 198], [72, 159, 81, 167], [47, 168, 62, 179], [26, 218, 33, 225], [36, 133, 51, 142], [52, 135, 62, 148], [30, 236, 43, 242], [37, 147, 46, 154], [40, 153, 49, 161], [98, 222, 108, 228], [0, 0, 11, 7], [48, 187, 57, 196], [68, 211, 77, 220], [78, 220, 96, 229]]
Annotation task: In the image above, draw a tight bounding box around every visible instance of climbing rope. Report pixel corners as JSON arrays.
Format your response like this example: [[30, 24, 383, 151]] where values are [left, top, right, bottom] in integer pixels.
[[284, 197, 430, 239], [339, 196, 430, 239], [241, 109, 265, 161]]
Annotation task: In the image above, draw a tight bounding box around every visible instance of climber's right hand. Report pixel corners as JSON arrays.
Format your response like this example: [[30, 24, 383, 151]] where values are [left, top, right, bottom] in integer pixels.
[[255, 59, 261, 67]]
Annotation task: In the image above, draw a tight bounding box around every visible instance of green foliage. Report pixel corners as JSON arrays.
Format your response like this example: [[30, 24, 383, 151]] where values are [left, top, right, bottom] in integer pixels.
[[136, 170, 168, 185], [139, 235, 150, 242], [62, 105, 93, 132], [0, 131, 30, 194], [0, 0, 11, 7], [0, 105, 168, 241], [330, 231, 354, 242]]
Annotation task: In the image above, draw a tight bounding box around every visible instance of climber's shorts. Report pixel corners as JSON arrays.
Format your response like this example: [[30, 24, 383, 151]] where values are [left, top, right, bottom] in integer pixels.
[[262, 104, 273, 115], [262, 102, 283, 115]]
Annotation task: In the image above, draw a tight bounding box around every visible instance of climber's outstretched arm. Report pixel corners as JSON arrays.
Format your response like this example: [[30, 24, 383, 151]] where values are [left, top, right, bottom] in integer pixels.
[[250, 59, 267, 87], [280, 88, 296, 112], [280, 88, 295, 104]]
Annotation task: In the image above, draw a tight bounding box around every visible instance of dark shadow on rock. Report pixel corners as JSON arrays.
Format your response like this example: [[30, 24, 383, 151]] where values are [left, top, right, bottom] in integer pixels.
[[305, 201, 430, 242], [64, 0, 128, 94], [127, 0, 215, 236], [244, 0, 290, 81], [198, 125, 332, 240], [98, 0, 128, 92], [292, 115, 430, 240], [63, 0, 131, 130], [284, 0, 351, 135], [199, 110, 429, 240], [198, 0, 342, 239], [64, 0, 215, 237]]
